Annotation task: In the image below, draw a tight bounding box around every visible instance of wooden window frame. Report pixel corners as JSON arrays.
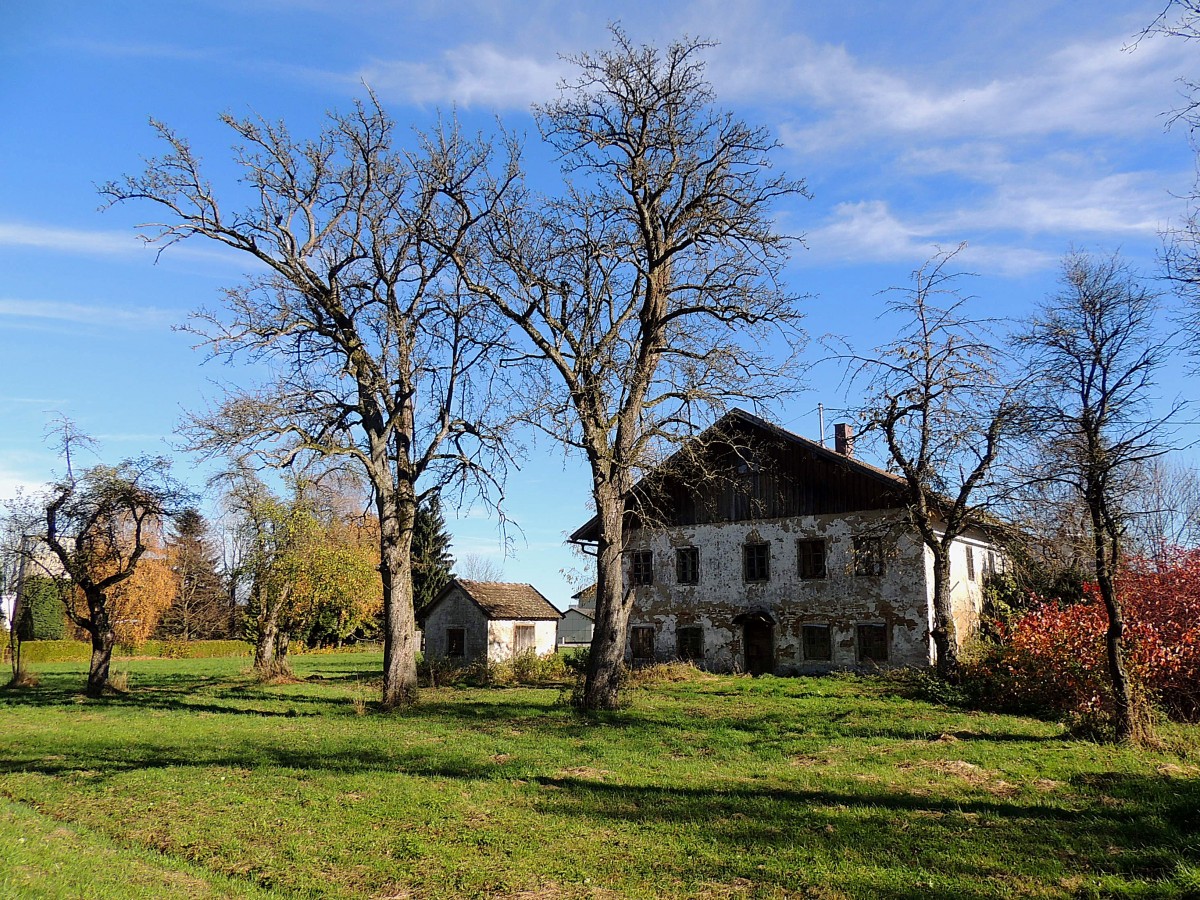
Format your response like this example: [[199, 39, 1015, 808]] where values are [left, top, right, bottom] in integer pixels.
[[802, 624, 832, 661], [743, 541, 770, 583], [630, 549, 654, 586], [631, 625, 656, 661], [675, 547, 700, 585], [676, 626, 703, 661], [446, 627, 466, 658], [797, 539, 827, 580], [856, 623, 889, 663], [853, 536, 885, 577]]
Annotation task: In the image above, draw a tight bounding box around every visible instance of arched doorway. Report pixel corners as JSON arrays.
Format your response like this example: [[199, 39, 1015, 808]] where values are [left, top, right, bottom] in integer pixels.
[[734, 611, 775, 676]]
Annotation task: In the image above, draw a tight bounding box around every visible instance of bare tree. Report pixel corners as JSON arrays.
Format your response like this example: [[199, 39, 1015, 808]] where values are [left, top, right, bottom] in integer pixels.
[[1018, 251, 1183, 741], [1132, 3, 1200, 348], [458, 29, 807, 709], [843, 246, 1022, 680], [1125, 456, 1200, 562], [456, 553, 503, 582], [102, 99, 515, 708], [8, 453, 188, 698]]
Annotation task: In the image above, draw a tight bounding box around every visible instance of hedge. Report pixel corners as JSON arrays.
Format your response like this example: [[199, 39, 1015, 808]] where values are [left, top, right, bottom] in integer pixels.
[[2, 639, 254, 663]]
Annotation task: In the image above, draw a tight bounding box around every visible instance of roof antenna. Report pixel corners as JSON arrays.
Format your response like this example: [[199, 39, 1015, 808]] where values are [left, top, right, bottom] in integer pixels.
[[818, 403, 826, 448]]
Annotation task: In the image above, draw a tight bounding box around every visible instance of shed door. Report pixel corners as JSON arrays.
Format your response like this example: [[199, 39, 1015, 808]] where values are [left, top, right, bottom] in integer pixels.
[[514, 624, 536, 655], [743, 619, 774, 676]]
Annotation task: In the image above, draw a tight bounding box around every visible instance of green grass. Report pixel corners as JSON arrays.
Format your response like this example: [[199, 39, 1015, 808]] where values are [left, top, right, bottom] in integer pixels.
[[1, 656, 1197, 899]]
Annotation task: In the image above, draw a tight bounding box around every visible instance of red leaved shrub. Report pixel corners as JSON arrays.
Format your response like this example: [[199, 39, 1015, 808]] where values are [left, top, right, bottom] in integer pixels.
[[969, 549, 1200, 721]]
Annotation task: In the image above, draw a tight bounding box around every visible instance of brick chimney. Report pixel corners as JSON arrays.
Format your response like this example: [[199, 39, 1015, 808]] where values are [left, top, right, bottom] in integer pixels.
[[834, 423, 855, 457]]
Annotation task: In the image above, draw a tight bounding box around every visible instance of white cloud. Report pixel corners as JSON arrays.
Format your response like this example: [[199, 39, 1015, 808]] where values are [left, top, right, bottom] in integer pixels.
[[0, 222, 142, 256], [0, 298, 176, 330], [360, 44, 567, 109], [802, 200, 1057, 275]]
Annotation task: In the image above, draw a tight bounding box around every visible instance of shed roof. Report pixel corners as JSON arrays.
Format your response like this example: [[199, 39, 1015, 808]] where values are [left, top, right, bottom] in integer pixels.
[[422, 578, 562, 622]]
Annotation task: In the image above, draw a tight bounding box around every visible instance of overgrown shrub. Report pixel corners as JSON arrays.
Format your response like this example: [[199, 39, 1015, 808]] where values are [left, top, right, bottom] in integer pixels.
[[16, 576, 68, 641], [966, 549, 1200, 722], [561, 647, 589, 675]]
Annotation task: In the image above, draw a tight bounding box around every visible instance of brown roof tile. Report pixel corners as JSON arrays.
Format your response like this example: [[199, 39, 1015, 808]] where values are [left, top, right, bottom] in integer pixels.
[[453, 579, 561, 620]]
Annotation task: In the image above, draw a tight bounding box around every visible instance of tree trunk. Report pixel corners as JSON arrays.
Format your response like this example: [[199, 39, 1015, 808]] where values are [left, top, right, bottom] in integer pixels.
[[582, 483, 629, 710], [1089, 504, 1135, 741], [85, 589, 115, 699], [379, 486, 419, 710], [928, 550, 961, 682], [253, 588, 284, 672]]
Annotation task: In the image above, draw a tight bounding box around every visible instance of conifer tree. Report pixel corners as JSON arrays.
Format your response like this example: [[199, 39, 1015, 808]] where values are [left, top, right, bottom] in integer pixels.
[[411, 495, 454, 613]]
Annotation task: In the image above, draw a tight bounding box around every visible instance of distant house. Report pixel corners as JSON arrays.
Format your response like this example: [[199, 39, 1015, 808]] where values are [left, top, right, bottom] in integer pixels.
[[557, 590, 594, 649], [419, 579, 561, 663], [570, 409, 1004, 675]]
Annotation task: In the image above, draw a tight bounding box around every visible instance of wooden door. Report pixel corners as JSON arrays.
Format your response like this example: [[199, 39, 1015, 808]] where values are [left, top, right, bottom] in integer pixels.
[[743, 619, 774, 675]]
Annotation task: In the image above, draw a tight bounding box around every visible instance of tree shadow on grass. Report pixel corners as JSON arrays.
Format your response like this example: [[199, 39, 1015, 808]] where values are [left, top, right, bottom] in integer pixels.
[[525, 772, 1199, 897]]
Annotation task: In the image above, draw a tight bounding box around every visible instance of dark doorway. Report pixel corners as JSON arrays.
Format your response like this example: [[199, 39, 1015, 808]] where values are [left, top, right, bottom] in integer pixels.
[[742, 617, 774, 675]]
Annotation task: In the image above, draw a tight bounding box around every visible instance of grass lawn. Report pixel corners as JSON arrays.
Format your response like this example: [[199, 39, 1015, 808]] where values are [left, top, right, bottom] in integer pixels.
[[1, 654, 1198, 899]]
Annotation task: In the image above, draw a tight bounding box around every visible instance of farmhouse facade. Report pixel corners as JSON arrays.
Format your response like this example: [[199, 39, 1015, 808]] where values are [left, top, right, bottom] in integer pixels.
[[419, 579, 561, 664], [571, 409, 1002, 675]]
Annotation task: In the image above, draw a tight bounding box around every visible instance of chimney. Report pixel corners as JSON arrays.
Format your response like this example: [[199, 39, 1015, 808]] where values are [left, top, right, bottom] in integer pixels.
[[834, 423, 854, 457]]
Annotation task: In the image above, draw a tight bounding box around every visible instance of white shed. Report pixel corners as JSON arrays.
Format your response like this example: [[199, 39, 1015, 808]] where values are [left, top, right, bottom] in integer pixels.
[[419, 579, 561, 664]]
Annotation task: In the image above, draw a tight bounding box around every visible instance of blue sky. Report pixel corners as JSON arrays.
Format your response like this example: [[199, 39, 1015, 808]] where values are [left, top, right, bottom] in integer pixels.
[[1, 1, 1195, 605]]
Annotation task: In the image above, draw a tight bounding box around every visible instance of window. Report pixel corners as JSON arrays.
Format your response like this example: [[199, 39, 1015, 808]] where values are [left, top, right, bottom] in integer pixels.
[[797, 539, 827, 580], [853, 536, 884, 576], [987, 551, 998, 577], [446, 627, 465, 658], [631, 625, 655, 661], [966, 546, 976, 581], [743, 542, 770, 582], [856, 624, 888, 663], [514, 624, 536, 655], [676, 547, 700, 585], [676, 626, 703, 661], [630, 550, 654, 586], [802, 624, 832, 661]]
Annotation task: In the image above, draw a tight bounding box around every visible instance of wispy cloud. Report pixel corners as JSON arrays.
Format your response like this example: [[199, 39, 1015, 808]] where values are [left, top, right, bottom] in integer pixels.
[[0, 222, 142, 256], [360, 44, 567, 109], [0, 298, 176, 330]]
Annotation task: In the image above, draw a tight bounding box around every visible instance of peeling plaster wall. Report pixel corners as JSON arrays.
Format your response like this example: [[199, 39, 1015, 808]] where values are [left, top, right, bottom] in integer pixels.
[[423, 585, 490, 662], [487, 619, 558, 661], [622, 509, 935, 674]]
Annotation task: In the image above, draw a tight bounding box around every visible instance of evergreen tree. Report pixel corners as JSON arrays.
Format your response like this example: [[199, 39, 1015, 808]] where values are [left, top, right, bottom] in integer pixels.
[[410, 495, 454, 613], [158, 508, 227, 640], [16, 576, 67, 641]]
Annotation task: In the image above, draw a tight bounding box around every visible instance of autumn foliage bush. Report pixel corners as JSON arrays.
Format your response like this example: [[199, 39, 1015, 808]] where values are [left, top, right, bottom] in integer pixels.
[[968, 549, 1200, 721]]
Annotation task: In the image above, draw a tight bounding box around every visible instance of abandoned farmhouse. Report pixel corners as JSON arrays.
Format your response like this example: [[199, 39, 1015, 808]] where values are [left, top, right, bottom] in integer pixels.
[[571, 409, 1004, 675]]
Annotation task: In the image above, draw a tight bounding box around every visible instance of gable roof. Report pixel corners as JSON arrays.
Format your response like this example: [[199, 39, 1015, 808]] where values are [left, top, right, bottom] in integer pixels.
[[421, 578, 562, 622], [570, 407, 908, 542]]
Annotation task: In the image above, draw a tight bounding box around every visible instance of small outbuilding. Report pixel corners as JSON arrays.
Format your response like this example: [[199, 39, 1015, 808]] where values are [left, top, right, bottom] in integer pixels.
[[419, 579, 561, 664], [557, 605, 594, 649]]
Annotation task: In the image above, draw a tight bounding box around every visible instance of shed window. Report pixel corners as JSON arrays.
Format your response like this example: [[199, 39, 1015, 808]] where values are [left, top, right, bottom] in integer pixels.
[[630, 550, 654, 586], [797, 539, 826, 580], [856, 624, 888, 663], [676, 626, 703, 661], [676, 547, 700, 585], [631, 625, 655, 661], [966, 546, 976, 581], [514, 624, 536, 655], [743, 542, 770, 582], [853, 537, 885, 577], [802, 624, 832, 661], [446, 627, 465, 658]]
